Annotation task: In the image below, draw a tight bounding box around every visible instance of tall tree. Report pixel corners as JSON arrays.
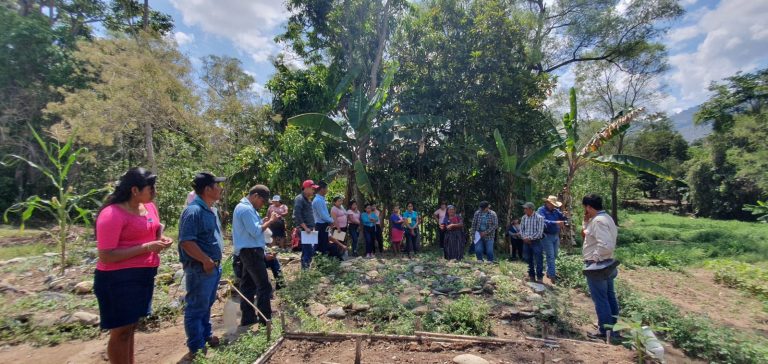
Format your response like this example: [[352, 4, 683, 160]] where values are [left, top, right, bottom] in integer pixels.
[[575, 45, 668, 222]]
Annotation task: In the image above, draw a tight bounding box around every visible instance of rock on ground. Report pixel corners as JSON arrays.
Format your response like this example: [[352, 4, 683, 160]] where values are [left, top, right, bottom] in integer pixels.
[[308, 302, 328, 317], [73, 281, 93, 294], [63, 311, 100, 326], [453, 354, 490, 364], [527, 282, 547, 293], [326, 307, 346, 319]]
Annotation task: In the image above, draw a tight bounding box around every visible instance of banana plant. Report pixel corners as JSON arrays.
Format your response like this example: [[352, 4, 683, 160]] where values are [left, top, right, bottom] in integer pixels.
[[288, 62, 439, 201], [537, 88, 677, 244], [493, 128, 561, 225]]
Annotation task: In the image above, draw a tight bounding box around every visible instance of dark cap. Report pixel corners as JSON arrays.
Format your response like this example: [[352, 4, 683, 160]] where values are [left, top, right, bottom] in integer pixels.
[[193, 172, 226, 191], [479, 201, 490, 209], [248, 185, 271, 200], [316, 180, 328, 189]]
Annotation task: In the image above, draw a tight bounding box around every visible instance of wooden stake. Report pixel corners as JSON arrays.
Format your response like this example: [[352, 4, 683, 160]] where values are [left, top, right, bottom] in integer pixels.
[[267, 320, 272, 341], [605, 330, 611, 344], [541, 352, 546, 364], [280, 312, 287, 333], [355, 336, 362, 364]]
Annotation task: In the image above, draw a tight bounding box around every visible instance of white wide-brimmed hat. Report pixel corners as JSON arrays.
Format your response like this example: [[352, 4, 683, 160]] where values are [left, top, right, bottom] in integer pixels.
[[271, 195, 281, 202], [543, 195, 563, 208]]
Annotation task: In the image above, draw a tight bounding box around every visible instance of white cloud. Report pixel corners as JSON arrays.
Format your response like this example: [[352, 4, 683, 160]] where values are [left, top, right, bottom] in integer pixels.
[[664, 0, 768, 112], [173, 31, 195, 46], [169, 0, 289, 63]]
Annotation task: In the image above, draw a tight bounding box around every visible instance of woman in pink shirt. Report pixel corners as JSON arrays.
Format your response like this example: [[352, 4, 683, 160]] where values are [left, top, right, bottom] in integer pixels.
[[346, 200, 361, 256], [93, 168, 173, 363]]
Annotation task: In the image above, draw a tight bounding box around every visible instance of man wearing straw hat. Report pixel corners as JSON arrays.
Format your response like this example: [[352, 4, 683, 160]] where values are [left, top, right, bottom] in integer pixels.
[[538, 195, 567, 284]]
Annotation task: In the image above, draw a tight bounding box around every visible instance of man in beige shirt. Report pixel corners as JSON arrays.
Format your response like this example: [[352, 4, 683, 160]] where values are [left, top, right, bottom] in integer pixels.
[[581, 194, 620, 341]]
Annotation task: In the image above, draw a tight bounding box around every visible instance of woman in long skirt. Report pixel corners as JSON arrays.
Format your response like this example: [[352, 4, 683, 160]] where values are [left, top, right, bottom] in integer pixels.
[[442, 205, 466, 260]]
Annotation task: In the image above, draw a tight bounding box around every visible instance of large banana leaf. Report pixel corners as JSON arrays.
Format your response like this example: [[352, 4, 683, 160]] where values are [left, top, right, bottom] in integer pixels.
[[347, 87, 367, 134], [287, 113, 348, 142], [354, 160, 373, 197], [517, 141, 562, 173], [590, 154, 676, 181], [334, 67, 361, 104], [493, 129, 517, 173]]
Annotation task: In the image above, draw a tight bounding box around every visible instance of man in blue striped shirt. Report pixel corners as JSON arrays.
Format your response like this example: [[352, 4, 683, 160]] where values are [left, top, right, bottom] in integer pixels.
[[537, 195, 567, 283], [520, 202, 545, 282]]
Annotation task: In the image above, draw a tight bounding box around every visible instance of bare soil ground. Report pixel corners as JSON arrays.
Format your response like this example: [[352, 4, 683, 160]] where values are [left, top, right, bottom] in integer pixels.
[[268, 337, 635, 364], [620, 267, 768, 336]]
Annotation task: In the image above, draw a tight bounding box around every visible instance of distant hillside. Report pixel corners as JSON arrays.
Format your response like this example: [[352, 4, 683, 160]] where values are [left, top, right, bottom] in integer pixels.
[[670, 105, 711, 142]]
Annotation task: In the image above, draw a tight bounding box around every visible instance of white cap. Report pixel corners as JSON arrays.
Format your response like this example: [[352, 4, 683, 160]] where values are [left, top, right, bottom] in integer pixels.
[[271, 195, 281, 202]]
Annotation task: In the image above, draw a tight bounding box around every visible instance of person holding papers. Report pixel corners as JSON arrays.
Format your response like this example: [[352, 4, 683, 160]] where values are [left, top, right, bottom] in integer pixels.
[[294, 180, 318, 269], [470, 201, 498, 263]]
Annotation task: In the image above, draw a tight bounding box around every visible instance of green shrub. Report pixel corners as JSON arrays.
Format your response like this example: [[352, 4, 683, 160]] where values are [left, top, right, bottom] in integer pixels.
[[424, 296, 490, 336], [616, 281, 768, 363], [706, 260, 768, 300], [555, 254, 588, 291], [195, 323, 283, 364]]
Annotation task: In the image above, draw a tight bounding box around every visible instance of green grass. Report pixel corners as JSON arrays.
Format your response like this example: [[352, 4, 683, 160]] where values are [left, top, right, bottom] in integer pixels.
[[194, 323, 283, 364], [616, 213, 768, 268], [0, 225, 45, 239], [0, 242, 55, 260]]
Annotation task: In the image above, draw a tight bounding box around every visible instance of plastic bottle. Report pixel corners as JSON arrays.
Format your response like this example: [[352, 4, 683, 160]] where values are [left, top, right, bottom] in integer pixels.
[[223, 295, 241, 336], [642, 326, 665, 363]]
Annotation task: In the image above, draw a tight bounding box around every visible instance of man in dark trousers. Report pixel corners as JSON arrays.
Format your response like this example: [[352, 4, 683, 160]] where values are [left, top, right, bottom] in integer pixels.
[[232, 185, 280, 327], [178, 172, 225, 359], [294, 180, 317, 269]]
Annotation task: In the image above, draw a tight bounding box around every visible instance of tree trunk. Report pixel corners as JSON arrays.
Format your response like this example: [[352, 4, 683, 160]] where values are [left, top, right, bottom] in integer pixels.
[[144, 121, 157, 173], [560, 167, 577, 248], [142, 0, 149, 30], [610, 169, 619, 224], [48, 0, 54, 25], [505, 175, 516, 226], [367, 0, 391, 98], [609, 133, 625, 224]]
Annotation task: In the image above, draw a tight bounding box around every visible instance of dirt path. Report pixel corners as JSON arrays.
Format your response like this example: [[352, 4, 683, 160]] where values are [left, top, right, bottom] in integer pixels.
[[0, 320, 192, 364], [620, 267, 768, 336]]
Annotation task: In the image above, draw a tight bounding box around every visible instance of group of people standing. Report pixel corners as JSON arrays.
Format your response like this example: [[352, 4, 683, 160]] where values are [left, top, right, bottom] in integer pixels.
[[91, 167, 621, 363]]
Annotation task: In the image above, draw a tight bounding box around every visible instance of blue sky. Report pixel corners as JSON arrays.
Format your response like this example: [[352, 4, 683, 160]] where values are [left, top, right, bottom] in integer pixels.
[[156, 0, 768, 114]]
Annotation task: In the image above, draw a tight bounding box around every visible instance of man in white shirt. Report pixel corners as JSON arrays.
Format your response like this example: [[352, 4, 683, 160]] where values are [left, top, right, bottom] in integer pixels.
[[581, 194, 620, 340]]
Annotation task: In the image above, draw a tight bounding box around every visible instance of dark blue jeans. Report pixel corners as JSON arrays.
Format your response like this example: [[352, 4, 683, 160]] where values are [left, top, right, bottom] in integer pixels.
[[475, 237, 494, 262], [301, 243, 315, 269], [586, 268, 620, 335], [239, 247, 272, 326], [524, 239, 544, 279], [348, 224, 360, 256], [316, 223, 330, 254], [363, 226, 376, 255], [183, 262, 222, 353]]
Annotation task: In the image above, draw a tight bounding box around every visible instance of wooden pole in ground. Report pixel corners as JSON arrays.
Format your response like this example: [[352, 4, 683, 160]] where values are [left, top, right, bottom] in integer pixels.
[[540, 352, 546, 364], [267, 321, 272, 341], [280, 312, 287, 333], [355, 336, 362, 364]]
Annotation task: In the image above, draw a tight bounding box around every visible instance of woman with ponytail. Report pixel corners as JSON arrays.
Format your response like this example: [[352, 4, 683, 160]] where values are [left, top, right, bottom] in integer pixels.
[[93, 168, 173, 364]]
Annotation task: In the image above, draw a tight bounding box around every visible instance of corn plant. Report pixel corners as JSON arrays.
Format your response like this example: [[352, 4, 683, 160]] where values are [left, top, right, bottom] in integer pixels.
[[743, 200, 768, 223], [3, 126, 107, 274]]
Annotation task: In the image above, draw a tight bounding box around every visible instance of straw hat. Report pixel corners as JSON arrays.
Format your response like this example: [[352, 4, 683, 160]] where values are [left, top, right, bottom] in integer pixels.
[[543, 195, 563, 208]]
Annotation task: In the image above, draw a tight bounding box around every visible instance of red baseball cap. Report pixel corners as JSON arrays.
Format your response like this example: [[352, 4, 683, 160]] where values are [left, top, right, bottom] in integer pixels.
[[302, 180, 319, 189]]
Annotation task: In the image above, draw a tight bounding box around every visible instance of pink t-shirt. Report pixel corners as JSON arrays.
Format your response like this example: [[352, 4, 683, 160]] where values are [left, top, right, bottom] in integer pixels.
[[347, 209, 361, 225], [96, 202, 161, 271], [268, 204, 288, 219], [434, 208, 447, 222], [331, 206, 348, 228]]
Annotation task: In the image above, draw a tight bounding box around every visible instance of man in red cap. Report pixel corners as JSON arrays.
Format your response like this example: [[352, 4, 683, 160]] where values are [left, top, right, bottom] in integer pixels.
[[294, 180, 318, 269]]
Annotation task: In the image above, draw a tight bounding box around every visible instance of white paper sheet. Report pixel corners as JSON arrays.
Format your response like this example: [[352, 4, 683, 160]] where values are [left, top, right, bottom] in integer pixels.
[[301, 231, 319, 245], [473, 231, 481, 244]]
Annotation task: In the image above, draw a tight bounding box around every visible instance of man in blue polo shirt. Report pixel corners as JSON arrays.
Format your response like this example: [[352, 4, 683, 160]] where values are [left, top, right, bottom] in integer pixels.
[[178, 172, 225, 358], [537, 195, 567, 284], [312, 181, 337, 257], [233, 184, 280, 327]]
